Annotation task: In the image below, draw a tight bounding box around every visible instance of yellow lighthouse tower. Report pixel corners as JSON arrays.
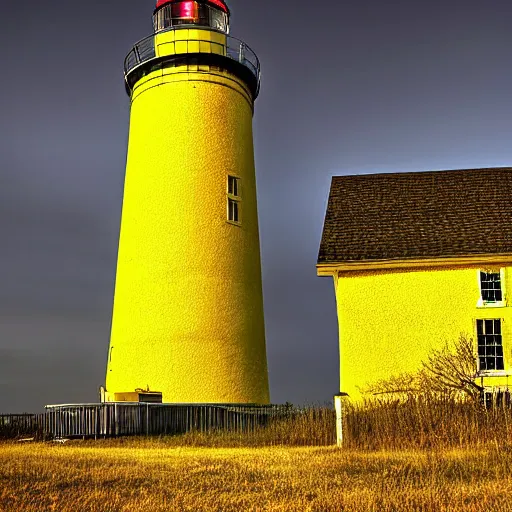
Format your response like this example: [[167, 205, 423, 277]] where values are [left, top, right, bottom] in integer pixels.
[[103, 0, 269, 404]]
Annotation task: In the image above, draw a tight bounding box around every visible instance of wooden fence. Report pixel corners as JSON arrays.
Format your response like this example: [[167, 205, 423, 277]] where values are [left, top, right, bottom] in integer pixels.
[[0, 403, 293, 440]]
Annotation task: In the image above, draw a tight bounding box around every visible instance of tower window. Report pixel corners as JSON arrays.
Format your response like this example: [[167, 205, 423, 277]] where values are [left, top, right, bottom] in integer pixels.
[[228, 175, 240, 197], [227, 175, 241, 224], [228, 198, 239, 223]]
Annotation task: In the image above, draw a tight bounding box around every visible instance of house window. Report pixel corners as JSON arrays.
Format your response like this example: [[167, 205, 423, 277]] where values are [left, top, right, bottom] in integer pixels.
[[227, 175, 241, 224], [477, 319, 504, 371], [479, 271, 503, 303]]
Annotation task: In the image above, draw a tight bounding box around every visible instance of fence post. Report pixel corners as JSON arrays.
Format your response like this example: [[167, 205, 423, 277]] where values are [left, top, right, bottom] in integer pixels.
[[334, 394, 344, 447]]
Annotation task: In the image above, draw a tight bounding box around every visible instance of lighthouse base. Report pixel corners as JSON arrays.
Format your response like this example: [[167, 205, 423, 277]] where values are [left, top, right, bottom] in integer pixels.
[[100, 387, 162, 404]]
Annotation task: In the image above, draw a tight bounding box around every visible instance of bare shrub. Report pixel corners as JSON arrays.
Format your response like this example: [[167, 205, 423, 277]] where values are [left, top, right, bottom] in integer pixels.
[[420, 333, 483, 399], [361, 333, 483, 401]]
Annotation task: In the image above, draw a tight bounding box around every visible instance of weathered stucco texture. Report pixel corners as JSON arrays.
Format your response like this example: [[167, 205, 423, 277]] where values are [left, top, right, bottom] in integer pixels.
[[335, 266, 512, 399], [106, 64, 269, 404]]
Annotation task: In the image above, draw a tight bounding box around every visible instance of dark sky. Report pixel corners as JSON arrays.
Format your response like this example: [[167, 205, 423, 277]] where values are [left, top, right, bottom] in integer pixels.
[[2, 0, 512, 412]]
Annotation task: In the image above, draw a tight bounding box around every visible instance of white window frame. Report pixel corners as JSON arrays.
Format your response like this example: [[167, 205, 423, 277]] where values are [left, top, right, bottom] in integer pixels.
[[475, 318, 506, 376], [477, 268, 506, 308], [226, 175, 241, 225]]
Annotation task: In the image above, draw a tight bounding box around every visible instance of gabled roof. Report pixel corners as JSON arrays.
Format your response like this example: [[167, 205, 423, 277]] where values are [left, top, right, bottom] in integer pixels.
[[317, 167, 512, 264]]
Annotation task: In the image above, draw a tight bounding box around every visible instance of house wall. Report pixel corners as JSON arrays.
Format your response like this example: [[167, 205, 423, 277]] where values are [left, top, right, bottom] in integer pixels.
[[334, 265, 512, 400]]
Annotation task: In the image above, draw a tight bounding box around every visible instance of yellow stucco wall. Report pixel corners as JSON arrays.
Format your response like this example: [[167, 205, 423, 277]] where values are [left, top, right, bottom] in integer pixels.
[[334, 265, 512, 400], [105, 52, 269, 403]]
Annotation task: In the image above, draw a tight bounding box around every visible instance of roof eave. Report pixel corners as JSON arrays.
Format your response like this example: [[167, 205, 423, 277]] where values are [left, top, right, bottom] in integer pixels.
[[316, 252, 512, 276]]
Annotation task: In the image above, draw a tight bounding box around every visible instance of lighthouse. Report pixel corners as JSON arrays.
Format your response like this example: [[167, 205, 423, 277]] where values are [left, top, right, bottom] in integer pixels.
[[103, 0, 269, 404]]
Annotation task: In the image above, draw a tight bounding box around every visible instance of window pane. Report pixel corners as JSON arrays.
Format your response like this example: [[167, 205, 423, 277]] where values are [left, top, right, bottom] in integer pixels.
[[477, 320, 483, 335], [198, 4, 210, 25], [485, 319, 494, 334], [210, 9, 228, 31]]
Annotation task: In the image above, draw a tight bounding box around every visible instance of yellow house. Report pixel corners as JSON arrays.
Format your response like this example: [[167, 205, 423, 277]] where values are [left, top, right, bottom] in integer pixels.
[[317, 168, 512, 403]]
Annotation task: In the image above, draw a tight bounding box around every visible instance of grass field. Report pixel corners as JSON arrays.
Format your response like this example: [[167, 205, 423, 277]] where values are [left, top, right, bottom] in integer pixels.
[[2, 439, 512, 511], [3, 397, 512, 511]]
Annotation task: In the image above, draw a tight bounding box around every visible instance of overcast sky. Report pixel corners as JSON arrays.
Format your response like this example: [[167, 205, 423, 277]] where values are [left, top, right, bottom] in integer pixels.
[[2, 0, 512, 412]]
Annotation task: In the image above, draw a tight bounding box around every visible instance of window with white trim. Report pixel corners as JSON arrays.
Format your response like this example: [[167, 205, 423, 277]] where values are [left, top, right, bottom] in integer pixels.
[[478, 269, 505, 307], [476, 319, 504, 371], [227, 175, 241, 224], [480, 271, 503, 302]]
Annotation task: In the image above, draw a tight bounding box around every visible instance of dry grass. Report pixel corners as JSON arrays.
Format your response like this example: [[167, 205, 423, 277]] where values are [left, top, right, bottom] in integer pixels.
[[3, 440, 512, 511], [343, 393, 512, 450], [3, 398, 512, 511]]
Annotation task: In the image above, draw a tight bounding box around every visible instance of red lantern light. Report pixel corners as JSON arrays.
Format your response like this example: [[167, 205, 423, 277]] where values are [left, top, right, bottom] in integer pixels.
[[179, 1, 197, 19]]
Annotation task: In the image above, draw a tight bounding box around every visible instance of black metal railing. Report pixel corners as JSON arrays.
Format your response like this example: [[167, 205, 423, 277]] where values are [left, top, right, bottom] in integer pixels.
[[124, 29, 260, 94], [44, 403, 285, 438], [0, 414, 46, 439]]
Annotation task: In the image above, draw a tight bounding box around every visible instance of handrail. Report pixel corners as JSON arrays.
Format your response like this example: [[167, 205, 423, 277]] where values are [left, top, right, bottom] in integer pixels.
[[124, 28, 260, 94]]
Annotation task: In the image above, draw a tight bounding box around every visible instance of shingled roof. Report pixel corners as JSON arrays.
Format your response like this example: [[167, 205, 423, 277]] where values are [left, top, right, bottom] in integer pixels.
[[317, 168, 512, 264]]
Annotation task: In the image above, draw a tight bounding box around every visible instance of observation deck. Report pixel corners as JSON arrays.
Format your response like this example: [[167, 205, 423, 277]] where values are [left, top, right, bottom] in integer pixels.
[[124, 28, 261, 98]]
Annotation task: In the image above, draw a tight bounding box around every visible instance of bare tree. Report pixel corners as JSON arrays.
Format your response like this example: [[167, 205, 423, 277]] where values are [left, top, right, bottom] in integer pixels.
[[420, 333, 483, 400], [360, 333, 483, 400]]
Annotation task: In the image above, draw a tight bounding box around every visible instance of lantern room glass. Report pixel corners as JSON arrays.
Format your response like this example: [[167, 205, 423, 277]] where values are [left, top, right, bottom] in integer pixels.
[[153, 1, 230, 33]]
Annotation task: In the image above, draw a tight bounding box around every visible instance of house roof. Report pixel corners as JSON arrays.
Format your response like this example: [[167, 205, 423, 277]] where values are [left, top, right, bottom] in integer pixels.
[[317, 167, 512, 264]]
